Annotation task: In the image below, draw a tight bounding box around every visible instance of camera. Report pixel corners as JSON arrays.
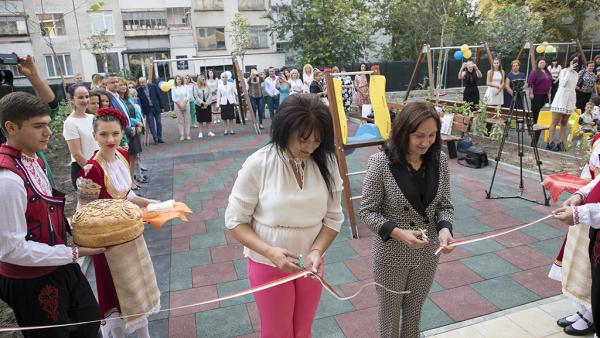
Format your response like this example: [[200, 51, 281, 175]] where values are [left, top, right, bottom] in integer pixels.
[[0, 53, 19, 65], [511, 79, 525, 92]]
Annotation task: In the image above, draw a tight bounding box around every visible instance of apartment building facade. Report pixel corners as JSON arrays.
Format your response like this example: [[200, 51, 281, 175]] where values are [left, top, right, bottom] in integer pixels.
[[0, 0, 285, 86]]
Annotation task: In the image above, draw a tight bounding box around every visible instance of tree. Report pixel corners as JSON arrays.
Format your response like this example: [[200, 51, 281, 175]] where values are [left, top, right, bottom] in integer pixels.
[[230, 13, 252, 69], [267, 0, 375, 66], [85, 29, 113, 74], [482, 4, 544, 59]]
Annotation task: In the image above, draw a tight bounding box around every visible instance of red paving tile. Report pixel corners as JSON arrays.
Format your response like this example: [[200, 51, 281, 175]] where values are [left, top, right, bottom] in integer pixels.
[[168, 313, 196, 338], [335, 306, 378, 338], [169, 285, 219, 317], [510, 265, 563, 298], [475, 212, 522, 229], [211, 243, 245, 263], [469, 200, 511, 213], [355, 223, 375, 238], [340, 279, 378, 310], [438, 247, 472, 263], [192, 261, 238, 287], [171, 221, 206, 238], [492, 230, 538, 248], [434, 261, 483, 289], [344, 256, 373, 281], [496, 246, 554, 270], [461, 190, 489, 202], [171, 237, 190, 253], [246, 302, 260, 331], [429, 286, 499, 322], [348, 237, 372, 257], [202, 197, 230, 210]]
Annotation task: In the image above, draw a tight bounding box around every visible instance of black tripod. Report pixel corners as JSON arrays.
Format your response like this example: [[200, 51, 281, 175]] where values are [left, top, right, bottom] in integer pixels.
[[485, 80, 550, 206]]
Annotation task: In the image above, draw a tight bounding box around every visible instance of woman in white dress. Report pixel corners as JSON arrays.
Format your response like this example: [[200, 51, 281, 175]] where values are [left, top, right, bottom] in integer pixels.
[[548, 57, 581, 152], [302, 64, 314, 93], [289, 69, 304, 95], [206, 69, 220, 124], [484, 58, 504, 106]]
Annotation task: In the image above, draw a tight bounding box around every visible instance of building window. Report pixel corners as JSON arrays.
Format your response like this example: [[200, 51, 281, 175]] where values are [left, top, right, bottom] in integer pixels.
[[238, 0, 264, 11], [95, 53, 120, 73], [89, 12, 114, 34], [0, 16, 28, 36], [197, 27, 225, 50], [249, 26, 268, 49], [167, 7, 190, 27], [45, 54, 73, 78], [122, 11, 167, 31], [195, 0, 224, 11], [38, 13, 66, 37]]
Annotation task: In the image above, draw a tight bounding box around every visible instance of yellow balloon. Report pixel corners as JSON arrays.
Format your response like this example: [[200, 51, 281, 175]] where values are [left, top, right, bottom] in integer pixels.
[[160, 82, 171, 92], [460, 44, 470, 53], [168, 79, 175, 86], [463, 49, 472, 59], [535, 45, 546, 53]]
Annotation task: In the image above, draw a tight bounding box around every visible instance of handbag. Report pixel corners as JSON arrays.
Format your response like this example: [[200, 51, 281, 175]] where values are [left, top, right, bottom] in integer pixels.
[[458, 146, 488, 169]]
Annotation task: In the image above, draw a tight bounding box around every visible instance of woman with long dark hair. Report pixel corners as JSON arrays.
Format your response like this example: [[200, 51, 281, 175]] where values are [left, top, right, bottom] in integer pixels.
[[527, 57, 553, 123], [548, 58, 562, 101], [225, 94, 343, 337], [360, 101, 454, 338]]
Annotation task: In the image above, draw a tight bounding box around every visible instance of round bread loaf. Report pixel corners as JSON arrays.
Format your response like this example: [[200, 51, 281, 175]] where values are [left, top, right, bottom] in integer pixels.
[[72, 199, 144, 248]]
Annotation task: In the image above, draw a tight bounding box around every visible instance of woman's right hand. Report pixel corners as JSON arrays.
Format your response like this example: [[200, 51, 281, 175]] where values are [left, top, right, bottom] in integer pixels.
[[563, 193, 583, 207], [390, 228, 429, 249], [266, 246, 301, 273]]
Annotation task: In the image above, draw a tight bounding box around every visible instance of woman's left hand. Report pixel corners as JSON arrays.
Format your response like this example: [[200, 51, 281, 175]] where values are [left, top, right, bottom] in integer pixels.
[[304, 249, 323, 275], [438, 228, 455, 254]]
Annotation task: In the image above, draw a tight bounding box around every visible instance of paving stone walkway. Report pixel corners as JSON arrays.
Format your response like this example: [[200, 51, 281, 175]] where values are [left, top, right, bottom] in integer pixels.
[[104, 114, 570, 337]]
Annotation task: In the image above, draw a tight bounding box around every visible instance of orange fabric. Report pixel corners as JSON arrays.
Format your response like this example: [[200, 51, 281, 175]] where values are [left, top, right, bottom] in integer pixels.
[[142, 202, 192, 228], [543, 173, 590, 203]]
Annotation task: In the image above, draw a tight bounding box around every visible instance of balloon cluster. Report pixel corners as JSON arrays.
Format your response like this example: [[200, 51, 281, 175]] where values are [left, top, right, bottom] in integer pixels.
[[535, 42, 556, 54], [158, 79, 175, 92], [454, 44, 473, 61]]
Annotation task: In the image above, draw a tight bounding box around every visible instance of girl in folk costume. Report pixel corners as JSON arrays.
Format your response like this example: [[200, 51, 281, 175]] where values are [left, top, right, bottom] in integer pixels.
[[548, 134, 600, 336], [76, 108, 161, 338]]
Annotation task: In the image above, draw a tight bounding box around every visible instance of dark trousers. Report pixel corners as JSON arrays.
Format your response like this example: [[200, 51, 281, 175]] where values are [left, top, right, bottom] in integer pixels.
[[70, 162, 82, 190], [531, 93, 548, 123], [250, 97, 264, 124], [267, 95, 279, 118], [145, 106, 163, 142], [576, 91, 592, 111], [0, 263, 100, 338]]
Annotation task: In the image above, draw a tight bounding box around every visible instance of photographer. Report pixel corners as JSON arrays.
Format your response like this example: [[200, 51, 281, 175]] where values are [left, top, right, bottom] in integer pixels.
[[458, 60, 482, 107], [0, 55, 59, 186], [247, 69, 264, 129]]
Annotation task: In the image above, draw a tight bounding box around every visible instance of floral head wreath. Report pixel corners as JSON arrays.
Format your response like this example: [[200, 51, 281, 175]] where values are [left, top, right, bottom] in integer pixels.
[[96, 108, 128, 130]]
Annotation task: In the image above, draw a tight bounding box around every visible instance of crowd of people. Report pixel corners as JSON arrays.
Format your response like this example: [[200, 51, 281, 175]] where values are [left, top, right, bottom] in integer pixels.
[[461, 54, 600, 152]]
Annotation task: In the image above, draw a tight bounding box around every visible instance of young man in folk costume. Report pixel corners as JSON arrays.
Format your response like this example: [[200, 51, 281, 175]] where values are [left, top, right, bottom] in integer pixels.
[[0, 92, 104, 337]]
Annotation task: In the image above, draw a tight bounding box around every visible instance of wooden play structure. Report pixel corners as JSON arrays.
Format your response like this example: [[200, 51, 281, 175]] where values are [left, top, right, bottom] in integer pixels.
[[325, 70, 394, 238], [152, 54, 261, 135], [404, 43, 494, 102]]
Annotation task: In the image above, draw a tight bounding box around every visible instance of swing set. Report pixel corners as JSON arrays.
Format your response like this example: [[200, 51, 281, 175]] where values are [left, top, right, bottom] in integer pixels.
[[152, 54, 261, 135]]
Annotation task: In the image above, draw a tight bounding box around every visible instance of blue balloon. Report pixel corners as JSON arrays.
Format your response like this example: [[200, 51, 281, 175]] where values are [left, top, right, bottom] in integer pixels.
[[158, 80, 164, 87], [454, 50, 463, 61]]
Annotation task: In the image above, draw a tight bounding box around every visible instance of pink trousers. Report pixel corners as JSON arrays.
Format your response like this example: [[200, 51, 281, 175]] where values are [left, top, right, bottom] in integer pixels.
[[247, 259, 323, 338]]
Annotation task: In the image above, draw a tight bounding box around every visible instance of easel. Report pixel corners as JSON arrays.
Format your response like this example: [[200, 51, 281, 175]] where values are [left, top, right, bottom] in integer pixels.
[[152, 55, 261, 135], [404, 43, 494, 102], [325, 70, 392, 238]]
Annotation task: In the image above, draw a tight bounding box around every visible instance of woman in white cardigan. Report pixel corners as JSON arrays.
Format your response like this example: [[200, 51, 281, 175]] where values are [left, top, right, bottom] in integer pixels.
[[216, 73, 238, 135], [171, 75, 191, 141]]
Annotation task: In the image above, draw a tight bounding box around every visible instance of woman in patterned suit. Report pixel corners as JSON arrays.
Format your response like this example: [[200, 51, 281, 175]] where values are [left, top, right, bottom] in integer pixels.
[[360, 101, 455, 338]]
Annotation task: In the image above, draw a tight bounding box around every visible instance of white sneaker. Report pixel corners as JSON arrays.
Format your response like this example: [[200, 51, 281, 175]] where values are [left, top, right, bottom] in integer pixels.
[[208, 131, 215, 137], [179, 136, 184, 141], [186, 136, 191, 140], [198, 132, 203, 138]]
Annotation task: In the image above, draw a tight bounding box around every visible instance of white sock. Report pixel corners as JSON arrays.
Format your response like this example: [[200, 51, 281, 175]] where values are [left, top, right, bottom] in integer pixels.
[[101, 313, 125, 338], [583, 308, 594, 323], [572, 317, 591, 330], [566, 312, 581, 322]]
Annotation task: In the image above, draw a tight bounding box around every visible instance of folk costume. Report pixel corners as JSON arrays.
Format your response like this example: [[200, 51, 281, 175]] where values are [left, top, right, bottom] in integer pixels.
[[76, 147, 159, 337], [360, 151, 454, 338], [0, 144, 100, 338]]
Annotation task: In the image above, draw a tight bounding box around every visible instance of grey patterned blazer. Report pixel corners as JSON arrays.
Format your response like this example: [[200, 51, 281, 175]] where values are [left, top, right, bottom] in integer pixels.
[[359, 151, 454, 267]]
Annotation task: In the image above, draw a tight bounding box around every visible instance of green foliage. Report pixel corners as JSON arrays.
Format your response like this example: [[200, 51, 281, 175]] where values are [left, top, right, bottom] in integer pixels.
[[89, 1, 105, 12], [488, 108, 504, 141], [48, 102, 71, 153], [471, 100, 489, 137], [230, 13, 252, 61], [266, 0, 375, 65], [483, 4, 544, 59], [85, 29, 113, 73]]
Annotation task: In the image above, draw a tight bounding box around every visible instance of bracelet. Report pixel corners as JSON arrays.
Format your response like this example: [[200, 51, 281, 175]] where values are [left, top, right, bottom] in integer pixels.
[[71, 246, 79, 263], [310, 248, 323, 256]]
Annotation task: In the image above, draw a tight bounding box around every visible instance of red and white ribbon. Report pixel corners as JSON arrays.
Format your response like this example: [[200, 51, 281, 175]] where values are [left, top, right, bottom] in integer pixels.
[[0, 269, 409, 333], [435, 215, 554, 255]]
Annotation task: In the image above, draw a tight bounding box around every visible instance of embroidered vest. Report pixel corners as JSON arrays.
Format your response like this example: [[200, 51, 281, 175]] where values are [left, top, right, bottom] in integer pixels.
[[0, 144, 70, 279]]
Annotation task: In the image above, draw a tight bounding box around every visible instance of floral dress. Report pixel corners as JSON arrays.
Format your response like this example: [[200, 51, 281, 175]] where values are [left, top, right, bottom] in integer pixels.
[[341, 75, 354, 112], [354, 74, 370, 107]]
